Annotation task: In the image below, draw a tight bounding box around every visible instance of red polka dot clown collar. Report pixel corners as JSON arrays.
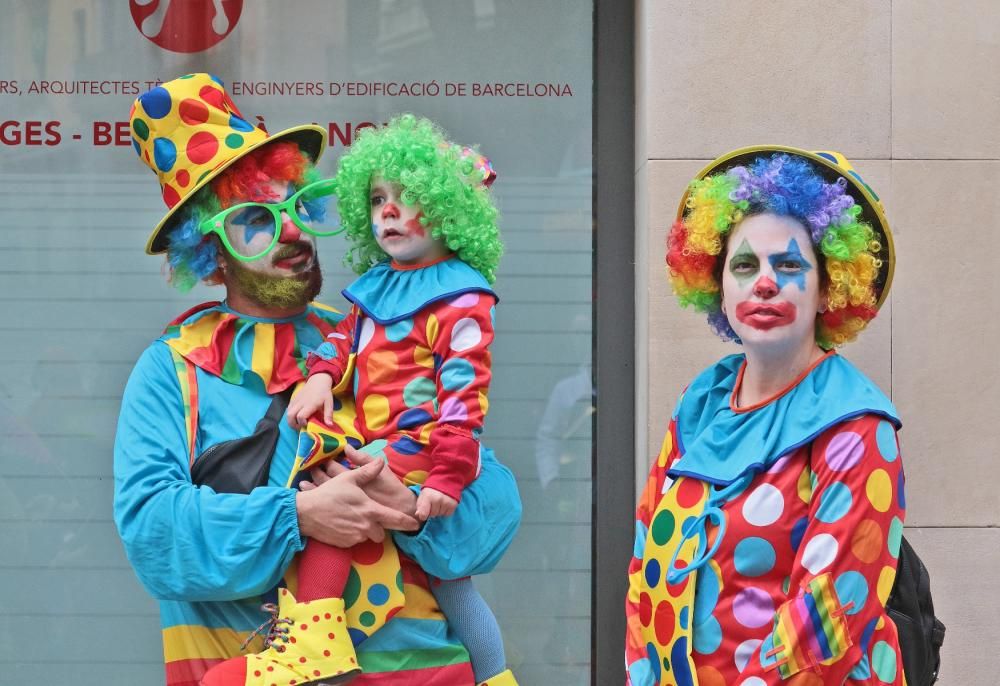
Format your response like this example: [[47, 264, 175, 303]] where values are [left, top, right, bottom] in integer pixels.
[[129, 73, 326, 255]]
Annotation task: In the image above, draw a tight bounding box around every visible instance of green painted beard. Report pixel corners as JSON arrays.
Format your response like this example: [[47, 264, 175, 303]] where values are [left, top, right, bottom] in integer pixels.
[[224, 254, 323, 310]]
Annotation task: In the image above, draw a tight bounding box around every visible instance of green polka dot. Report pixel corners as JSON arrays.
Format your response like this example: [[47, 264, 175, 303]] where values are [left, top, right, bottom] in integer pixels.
[[343, 567, 361, 608], [650, 509, 675, 546], [321, 434, 340, 453], [782, 576, 791, 594], [396, 569, 404, 593], [359, 611, 376, 627], [225, 132, 244, 148], [402, 376, 436, 407], [887, 516, 904, 559], [872, 640, 897, 682], [132, 118, 149, 141]]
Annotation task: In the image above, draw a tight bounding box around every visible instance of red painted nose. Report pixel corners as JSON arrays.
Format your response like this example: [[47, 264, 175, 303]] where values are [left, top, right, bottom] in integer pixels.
[[381, 202, 400, 220], [277, 212, 302, 243], [752, 276, 779, 298]]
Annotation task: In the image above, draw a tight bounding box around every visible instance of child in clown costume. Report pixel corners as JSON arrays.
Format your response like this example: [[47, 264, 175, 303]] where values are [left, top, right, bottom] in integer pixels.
[[208, 114, 516, 686], [626, 148, 907, 686]]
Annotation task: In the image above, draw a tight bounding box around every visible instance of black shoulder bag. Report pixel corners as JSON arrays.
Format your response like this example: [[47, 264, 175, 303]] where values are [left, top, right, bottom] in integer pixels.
[[886, 536, 946, 686], [189, 388, 294, 494]]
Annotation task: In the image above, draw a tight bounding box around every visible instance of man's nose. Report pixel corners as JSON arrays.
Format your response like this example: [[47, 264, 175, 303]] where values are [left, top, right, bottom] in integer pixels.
[[381, 202, 400, 221], [752, 275, 779, 299], [277, 212, 302, 243]]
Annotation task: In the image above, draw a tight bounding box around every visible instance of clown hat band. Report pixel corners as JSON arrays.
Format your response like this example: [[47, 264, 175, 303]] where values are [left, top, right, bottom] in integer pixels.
[[676, 145, 895, 310], [130, 73, 327, 255]]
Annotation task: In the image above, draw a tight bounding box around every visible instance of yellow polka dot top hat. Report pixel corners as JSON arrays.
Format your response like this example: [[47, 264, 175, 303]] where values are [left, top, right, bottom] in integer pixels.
[[129, 73, 327, 254]]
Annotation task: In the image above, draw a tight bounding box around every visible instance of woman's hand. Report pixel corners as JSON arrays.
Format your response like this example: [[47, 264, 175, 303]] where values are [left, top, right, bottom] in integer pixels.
[[415, 487, 458, 521], [287, 372, 335, 428]]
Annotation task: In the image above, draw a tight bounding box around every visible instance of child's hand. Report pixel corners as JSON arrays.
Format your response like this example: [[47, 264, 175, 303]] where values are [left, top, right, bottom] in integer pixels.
[[414, 487, 458, 521], [287, 372, 334, 428]]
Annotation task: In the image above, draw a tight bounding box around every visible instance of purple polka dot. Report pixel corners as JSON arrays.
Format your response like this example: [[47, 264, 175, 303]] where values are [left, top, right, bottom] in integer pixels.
[[825, 431, 864, 471], [449, 292, 480, 308], [732, 587, 774, 628], [439, 397, 468, 422], [767, 453, 792, 474]]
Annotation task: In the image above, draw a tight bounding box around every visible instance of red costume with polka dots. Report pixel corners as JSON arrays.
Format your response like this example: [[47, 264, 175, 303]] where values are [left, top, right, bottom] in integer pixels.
[[304, 262, 495, 495], [626, 352, 907, 686]]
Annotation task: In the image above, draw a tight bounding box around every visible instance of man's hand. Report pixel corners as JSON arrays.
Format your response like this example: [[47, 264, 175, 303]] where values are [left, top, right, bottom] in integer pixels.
[[295, 458, 419, 547], [303, 444, 419, 519]]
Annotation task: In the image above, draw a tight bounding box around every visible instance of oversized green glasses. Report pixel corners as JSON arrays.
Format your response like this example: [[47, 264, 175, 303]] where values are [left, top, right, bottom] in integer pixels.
[[199, 178, 342, 261]]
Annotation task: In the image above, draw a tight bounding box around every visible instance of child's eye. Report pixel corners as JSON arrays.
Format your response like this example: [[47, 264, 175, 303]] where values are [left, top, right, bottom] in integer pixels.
[[370, 194, 385, 207]]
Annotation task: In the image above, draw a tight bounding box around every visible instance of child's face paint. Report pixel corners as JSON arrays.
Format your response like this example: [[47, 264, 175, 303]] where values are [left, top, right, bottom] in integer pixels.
[[721, 213, 822, 349], [369, 176, 448, 264]]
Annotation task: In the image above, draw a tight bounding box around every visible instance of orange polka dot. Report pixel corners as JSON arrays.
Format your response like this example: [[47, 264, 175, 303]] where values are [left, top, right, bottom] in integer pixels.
[[366, 350, 399, 384], [696, 665, 725, 686], [787, 672, 824, 686], [851, 519, 883, 563]]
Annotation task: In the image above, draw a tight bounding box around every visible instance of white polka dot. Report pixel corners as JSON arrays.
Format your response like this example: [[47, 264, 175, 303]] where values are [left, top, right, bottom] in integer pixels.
[[327, 332, 347, 339], [801, 533, 839, 574], [450, 317, 482, 352], [740, 678, 767, 686], [358, 317, 375, 352], [735, 639, 763, 671], [742, 483, 785, 526]]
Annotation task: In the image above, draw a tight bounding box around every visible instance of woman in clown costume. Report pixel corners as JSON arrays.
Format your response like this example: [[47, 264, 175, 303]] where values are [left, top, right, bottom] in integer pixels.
[[626, 147, 906, 686]]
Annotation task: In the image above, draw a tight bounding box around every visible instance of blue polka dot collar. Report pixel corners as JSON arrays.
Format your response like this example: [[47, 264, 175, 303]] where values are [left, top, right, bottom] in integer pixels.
[[670, 353, 900, 486], [342, 257, 497, 325]]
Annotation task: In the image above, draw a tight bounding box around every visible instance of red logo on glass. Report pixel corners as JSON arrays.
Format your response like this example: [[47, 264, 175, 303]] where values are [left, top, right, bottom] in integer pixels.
[[130, 0, 243, 54]]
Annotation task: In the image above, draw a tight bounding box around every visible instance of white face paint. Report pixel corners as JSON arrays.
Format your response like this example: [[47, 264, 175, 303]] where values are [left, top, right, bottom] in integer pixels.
[[222, 179, 317, 276], [721, 213, 823, 352], [369, 176, 448, 265]]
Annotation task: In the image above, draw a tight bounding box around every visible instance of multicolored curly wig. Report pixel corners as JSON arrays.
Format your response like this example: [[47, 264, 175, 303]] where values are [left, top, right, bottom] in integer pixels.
[[333, 114, 503, 283], [165, 141, 323, 291], [666, 152, 883, 348]]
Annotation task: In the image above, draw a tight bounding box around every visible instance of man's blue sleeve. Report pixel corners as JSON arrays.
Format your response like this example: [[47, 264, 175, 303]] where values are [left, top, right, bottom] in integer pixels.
[[393, 447, 521, 579], [113, 343, 304, 601]]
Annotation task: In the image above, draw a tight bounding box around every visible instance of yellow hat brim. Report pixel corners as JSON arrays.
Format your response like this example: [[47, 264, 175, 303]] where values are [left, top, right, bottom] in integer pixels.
[[144, 124, 327, 255], [676, 145, 895, 310]]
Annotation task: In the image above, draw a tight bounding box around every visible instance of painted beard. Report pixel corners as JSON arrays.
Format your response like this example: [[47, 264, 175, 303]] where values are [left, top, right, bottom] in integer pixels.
[[223, 244, 323, 310]]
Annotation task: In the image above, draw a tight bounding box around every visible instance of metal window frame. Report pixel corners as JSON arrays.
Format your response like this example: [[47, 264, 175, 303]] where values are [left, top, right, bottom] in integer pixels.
[[592, 0, 636, 683]]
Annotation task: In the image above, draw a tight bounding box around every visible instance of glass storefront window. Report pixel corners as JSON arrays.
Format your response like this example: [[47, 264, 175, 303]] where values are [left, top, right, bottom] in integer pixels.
[[0, 1, 594, 683]]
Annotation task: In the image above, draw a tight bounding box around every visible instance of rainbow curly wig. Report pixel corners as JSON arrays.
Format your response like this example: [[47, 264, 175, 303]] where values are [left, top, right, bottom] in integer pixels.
[[333, 114, 502, 283], [165, 141, 323, 291], [667, 152, 883, 348]]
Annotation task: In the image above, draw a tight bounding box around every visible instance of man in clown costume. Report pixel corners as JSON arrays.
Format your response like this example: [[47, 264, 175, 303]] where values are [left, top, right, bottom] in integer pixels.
[[113, 74, 520, 686]]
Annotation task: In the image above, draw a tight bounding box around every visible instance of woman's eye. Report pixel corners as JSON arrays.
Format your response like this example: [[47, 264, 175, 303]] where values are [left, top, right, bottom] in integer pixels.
[[775, 260, 804, 272], [731, 260, 756, 273]]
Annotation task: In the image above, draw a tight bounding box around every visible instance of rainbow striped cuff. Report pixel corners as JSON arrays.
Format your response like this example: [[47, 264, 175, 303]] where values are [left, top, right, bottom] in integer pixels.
[[768, 573, 853, 678]]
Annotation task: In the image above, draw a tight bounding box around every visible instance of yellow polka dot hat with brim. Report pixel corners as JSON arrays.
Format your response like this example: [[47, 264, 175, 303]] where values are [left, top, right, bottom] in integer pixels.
[[677, 146, 895, 310], [129, 73, 327, 255]]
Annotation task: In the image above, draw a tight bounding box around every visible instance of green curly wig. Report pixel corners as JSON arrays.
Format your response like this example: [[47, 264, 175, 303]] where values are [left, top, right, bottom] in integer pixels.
[[334, 114, 503, 283]]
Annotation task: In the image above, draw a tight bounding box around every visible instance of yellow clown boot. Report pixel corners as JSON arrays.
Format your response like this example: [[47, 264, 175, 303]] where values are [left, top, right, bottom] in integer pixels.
[[477, 670, 519, 686], [200, 588, 361, 686]]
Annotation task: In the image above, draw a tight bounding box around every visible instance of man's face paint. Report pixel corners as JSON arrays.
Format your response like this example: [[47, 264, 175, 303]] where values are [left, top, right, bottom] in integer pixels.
[[721, 213, 823, 349], [222, 179, 318, 275], [369, 176, 448, 265]]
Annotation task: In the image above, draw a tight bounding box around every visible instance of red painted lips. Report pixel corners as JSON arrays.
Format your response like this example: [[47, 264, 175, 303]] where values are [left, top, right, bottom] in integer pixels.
[[734, 301, 797, 330]]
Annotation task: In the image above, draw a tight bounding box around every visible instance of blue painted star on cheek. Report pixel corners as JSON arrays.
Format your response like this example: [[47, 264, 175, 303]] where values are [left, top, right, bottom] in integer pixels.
[[768, 238, 813, 291]]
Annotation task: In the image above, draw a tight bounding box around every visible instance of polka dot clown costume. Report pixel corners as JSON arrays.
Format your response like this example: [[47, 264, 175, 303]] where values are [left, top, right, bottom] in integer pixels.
[[626, 147, 907, 686], [224, 115, 518, 686], [115, 75, 522, 686]]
